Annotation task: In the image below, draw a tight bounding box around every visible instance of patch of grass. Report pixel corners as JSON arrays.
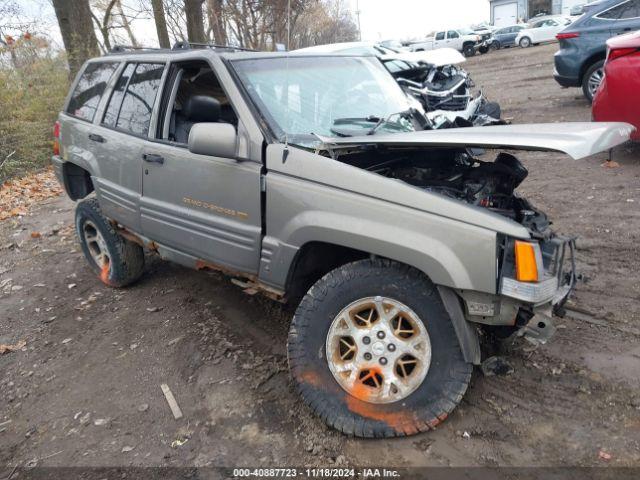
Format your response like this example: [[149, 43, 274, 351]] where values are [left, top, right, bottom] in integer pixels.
[[0, 39, 69, 181]]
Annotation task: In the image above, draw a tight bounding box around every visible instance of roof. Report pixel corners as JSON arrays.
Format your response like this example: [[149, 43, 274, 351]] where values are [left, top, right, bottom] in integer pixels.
[[92, 43, 374, 63]]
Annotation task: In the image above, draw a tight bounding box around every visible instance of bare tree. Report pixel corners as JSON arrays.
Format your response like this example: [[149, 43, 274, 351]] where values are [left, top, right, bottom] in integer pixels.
[[90, 0, 118, 51], [184, 0, 206, 43], [115, 0, 139, 46], [52, 0, 100, 77], [151, 0, 171, 47], [205, 0, 226, 44]]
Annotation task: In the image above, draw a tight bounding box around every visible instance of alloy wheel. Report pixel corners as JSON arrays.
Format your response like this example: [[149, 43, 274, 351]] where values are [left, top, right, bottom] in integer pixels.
[[82, 220, 111, 271], [588, 67, 604, 98], [325, 296, 431, 404]]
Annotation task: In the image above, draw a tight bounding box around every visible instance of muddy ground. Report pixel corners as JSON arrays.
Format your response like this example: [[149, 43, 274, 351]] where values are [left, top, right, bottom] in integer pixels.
[[1, 43, 639, 470]]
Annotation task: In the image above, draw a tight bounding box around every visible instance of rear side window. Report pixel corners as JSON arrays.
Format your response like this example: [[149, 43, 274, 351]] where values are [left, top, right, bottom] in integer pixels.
[[597, 0, 640, 19], [66, 62, 119, 122], [102, 63, 165, 136], [103, 63, 135, 127], [435, 32, 445, 40]]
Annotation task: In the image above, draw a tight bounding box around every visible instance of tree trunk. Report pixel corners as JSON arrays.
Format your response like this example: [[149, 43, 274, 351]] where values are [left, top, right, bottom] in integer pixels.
[[184, 0, 206, 43], [115, 0, 138, 47], [206, 0, 226, 45], [52, 0, 100, 78], [150, 0, 171, 48]]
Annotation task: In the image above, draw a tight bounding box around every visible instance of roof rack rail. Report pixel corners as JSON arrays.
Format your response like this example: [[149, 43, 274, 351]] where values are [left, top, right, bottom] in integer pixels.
[[109, 44, 164, 53], [171, 41, 256, 52]]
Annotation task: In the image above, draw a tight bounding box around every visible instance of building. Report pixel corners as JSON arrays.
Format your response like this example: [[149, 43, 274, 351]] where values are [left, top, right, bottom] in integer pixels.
[[489, 0, 585, 27]]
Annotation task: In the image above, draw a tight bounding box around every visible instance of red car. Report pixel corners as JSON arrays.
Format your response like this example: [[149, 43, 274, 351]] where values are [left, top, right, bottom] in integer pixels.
[[592, 31, 640, 141]]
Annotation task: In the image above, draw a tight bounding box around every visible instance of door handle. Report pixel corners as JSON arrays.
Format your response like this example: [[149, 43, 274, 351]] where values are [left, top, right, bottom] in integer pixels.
[[142, 153, 164, 165], [88, 133, 105, 143]]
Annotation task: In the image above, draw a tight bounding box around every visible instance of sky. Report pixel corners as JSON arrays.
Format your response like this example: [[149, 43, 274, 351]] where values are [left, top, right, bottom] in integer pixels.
[[16, 0, 491, 48]]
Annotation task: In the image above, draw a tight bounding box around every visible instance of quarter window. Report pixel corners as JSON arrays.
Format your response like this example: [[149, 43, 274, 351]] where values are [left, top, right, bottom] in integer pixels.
[[66, 62, 119, 122], [102, 63, 165, 136]]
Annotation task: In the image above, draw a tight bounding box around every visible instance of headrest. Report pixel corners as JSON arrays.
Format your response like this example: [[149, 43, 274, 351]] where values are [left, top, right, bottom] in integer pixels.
[[182, 95, 221, 122]]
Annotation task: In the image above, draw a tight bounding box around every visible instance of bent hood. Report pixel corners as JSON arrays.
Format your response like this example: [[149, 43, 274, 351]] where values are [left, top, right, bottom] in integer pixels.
[[317, 122, 634, 159], [381, 48, 466, 67]]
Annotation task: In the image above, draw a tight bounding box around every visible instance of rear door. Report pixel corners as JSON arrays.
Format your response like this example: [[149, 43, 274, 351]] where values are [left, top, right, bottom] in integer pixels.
[[91, 62, 167, 232], [139, 59, 263, 274]]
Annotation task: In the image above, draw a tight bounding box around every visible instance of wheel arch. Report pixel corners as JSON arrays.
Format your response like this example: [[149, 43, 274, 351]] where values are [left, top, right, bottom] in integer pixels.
[[61, 161, 95, 201], [579, 50, 606, 83]]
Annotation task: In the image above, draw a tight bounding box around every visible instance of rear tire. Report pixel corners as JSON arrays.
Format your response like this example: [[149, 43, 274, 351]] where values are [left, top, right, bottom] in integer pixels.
[[288, 259, 472, 438], [519, 37, 531, 48], [582, 59, 605, 102], [75, 198, 144, 288]]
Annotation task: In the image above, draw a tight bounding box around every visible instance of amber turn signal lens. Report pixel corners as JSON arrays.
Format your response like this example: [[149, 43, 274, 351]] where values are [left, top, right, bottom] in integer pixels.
[[514, 240, 539, 282]]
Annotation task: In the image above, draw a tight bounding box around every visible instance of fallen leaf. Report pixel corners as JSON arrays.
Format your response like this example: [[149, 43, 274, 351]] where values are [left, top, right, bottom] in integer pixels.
[[30, 232, 41, 239], [601, 161, 620, 169], [598, 450, 612, 461], [0, 340, 26, 354]]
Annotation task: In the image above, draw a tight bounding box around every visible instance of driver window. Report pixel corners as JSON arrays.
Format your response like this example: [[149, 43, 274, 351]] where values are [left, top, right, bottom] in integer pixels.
[[161, 60, 238, 144], [435, 32, 445, 40], [447, 30, 459, 39]]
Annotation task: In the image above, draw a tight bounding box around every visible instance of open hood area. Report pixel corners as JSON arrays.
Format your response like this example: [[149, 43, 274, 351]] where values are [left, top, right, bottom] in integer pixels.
[[318, 122, 635, 160]]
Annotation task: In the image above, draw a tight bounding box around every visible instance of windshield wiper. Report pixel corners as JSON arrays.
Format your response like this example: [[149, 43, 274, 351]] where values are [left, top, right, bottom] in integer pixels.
[[331, 110, 416, 137]]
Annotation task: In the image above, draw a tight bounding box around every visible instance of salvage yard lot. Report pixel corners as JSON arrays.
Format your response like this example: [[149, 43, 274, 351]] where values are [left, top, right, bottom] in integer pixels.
[[1, 43, 639, 468]]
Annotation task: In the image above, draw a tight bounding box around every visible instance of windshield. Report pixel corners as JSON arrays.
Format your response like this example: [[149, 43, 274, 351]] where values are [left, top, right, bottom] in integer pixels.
[[458, 28, 475, 35], [231, 56, 413, 144]]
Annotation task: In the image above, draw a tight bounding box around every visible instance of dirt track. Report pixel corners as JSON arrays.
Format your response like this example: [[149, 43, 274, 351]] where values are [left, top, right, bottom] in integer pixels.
[[1, 43, 640, 469]]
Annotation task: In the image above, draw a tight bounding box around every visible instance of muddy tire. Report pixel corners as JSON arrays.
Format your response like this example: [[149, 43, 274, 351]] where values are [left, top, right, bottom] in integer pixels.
[[288, 258, 472, 438], [582, 59, 605, 102], [75, 198, 144, 288]]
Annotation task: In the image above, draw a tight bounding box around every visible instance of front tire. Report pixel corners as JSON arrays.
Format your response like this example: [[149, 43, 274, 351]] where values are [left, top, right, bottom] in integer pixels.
[[490, 41, 501, 50], [462, 44, 476, 57], [75, 198, 145, 287], [582, 59, 605, 102], [519, 36, 531, 48], [288, 259, 472, 437]]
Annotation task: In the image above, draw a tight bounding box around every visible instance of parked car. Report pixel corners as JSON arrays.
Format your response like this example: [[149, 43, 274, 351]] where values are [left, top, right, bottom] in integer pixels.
[[52, 44, 632, 438], [409, 28, 486, 57], [295, 42, 501, 127], [515, 16, 573, 47], [491, 24, 529, 49], [592, 30, 640, 139], [554, 0, 640, 101]]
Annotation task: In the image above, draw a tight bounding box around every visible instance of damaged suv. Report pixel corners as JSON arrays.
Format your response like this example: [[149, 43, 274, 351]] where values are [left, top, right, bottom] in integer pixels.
[[52, 45, 632, 438]]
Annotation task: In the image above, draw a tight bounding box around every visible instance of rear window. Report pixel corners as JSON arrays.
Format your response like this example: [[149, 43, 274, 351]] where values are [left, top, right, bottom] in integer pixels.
[[102, 62, 165, 136], [66, 62, 119, 122]]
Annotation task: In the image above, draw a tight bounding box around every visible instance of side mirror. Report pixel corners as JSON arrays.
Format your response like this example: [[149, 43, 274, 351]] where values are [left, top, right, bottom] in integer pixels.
[[188, 123, 237, 158]]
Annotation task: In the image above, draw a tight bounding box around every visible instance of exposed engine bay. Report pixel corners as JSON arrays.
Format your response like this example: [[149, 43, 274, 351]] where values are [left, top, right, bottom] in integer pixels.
[[338, 147, 550, 234]]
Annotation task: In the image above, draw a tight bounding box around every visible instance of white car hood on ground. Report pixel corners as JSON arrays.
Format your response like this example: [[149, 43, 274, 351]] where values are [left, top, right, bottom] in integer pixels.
[[318, 122, 635, 160], [381, 48, 466, 66]]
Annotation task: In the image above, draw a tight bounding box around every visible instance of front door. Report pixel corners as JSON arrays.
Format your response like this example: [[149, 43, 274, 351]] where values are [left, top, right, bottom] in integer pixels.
[[139, 60, 263, 275]]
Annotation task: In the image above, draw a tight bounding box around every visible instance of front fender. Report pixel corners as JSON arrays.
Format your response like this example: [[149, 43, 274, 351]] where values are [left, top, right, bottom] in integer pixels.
[[261, 172, 499, 294]]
